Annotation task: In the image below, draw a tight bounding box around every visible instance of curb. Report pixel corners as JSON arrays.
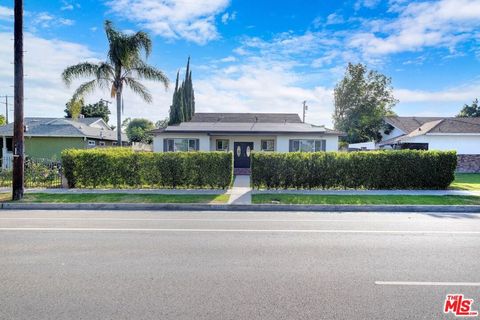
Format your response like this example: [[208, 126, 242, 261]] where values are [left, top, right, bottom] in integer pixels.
[[1, 202, 480, 213]]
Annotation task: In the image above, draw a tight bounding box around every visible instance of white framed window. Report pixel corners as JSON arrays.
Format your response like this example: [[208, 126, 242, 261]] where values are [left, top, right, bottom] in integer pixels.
[[87, 140, 96, 147], [216, 139, 229, 151], [99, 141, 106, 146], [164, 138, 199, 152], [112, 142, 118, 146], [261, 140, 275, 151], [289, 139, 326, 152]]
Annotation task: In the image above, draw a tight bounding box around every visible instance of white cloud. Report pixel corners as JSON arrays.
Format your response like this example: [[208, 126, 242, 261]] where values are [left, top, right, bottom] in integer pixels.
[[221, 11, 236, 24], [349, 0, 480, 56], [106, 0, 230, 44], [61, 1, 80, 11], [219, 56, 236, 62], [0, 5, 13, 20], [30, 12, 75, 29], [326, 13, 344, 25], [355, 0, 382, 10]]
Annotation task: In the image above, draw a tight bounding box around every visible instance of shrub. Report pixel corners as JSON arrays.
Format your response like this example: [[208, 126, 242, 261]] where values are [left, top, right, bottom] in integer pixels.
[[251, 150, 457, 190], [61, 148, 233, 189]]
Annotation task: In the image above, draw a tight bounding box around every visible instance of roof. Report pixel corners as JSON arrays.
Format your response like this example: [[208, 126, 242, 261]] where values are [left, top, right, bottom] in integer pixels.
[[0, 117, 127, 141], [151, 112, 343, 135], [190, 113, 303, 123], [380, 116, 480, 145]]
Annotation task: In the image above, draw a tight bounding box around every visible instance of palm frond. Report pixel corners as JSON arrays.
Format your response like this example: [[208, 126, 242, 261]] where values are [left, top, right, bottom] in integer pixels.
[[62, 62, 100, 86], [124, 77, 153, 103], [130, 62, 169, 89], [72, 79, 99, 101], [129, 31, 152, 57]]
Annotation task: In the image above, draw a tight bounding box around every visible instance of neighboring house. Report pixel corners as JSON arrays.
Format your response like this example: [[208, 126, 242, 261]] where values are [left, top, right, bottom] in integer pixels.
[[349, 116, 480, 172], [0, 117, 128, 169], [151, 112, 343, 171]]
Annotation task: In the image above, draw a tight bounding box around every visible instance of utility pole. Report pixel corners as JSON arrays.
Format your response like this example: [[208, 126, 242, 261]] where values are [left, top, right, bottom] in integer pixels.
[[0, 95, 13, 123], [100, 99, 112, 108], [302, 100, 308, 123], [12, 0, 24, 200]]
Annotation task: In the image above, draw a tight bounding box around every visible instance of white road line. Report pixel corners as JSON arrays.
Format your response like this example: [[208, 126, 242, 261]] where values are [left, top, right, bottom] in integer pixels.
[[0, 227, 479, 234], [375, 281, 480, 286]]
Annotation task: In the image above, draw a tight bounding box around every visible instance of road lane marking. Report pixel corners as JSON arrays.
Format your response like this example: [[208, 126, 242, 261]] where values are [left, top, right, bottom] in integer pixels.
[[0, 227, 479, 234], [375, 281, 480, 286]]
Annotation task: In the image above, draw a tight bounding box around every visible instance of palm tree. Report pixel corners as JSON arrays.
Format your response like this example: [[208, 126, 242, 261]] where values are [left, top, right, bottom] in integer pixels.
[[62, 20, 169, 145]]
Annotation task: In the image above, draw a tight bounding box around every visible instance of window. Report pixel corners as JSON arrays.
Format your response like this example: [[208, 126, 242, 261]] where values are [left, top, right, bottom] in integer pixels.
[[261, 140, 275, 151], [289, 139, 326, 152], [99, 141, 106, 147], [112, 142, 118, 146], [87, 140, 96, 147], [164, 138, 199, 152], [216, 139, 229, 151]]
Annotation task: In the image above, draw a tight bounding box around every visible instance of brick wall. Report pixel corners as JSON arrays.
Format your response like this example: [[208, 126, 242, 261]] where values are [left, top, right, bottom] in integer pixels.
[[457, 155, 480, 173]]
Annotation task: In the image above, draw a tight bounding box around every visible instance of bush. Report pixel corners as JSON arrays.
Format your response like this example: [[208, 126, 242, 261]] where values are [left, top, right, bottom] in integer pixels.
[[61, 148, 233, 189], [252, 150, 457, 190]]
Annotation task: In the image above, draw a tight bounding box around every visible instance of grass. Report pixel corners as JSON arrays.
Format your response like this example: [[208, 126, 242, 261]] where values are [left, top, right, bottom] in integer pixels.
[[0, 193, 229, 204], [451, 173, 480, 191], [253, 194, 480, 205]]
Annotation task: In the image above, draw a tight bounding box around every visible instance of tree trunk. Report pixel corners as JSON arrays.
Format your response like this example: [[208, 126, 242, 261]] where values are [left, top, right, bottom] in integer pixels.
[[12, 0, 24, 201], [116, 91, 122, 145]]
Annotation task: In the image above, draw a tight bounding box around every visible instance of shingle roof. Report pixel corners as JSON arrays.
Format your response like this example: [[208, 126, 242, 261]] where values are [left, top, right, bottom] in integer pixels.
[[385, 116, 480, 135], [0, 117, 127, 141], [190, 113, 303, 123]]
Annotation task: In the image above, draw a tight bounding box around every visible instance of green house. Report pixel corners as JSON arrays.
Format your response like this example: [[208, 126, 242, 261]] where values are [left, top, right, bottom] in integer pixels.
[[0, 117, 128, 168]]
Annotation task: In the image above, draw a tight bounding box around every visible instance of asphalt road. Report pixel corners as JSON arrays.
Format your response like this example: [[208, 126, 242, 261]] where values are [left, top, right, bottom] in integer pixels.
[[1, 210, 479, 320]]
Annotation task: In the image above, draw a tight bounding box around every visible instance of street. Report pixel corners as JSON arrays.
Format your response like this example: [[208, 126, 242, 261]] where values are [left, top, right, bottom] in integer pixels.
[[1, 210, 479, 319]]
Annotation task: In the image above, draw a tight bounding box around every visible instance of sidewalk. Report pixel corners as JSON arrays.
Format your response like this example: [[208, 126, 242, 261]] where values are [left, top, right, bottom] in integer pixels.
[[253, 189, 480, 196], [228, 175, 252, 204]]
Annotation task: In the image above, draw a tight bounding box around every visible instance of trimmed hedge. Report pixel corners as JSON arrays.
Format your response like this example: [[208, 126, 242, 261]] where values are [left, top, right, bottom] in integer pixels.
[[61, 148, 233, 189], [252, 150, 457, 190]]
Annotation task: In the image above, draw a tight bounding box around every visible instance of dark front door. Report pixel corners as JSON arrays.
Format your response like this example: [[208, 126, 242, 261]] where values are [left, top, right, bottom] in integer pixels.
[[234, 142, 254, 168]]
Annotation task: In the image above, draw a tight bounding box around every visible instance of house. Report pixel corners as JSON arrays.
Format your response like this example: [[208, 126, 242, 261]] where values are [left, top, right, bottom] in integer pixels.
[[349, 116, 480, 172], [0, 117, 128, 169], [151, 112, 343, 171]]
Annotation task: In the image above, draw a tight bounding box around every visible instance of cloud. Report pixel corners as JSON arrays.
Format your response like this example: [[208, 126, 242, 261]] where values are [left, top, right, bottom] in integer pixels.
[[61, 1, 80, 11], [30, 12, 75, 29], [106, 0, 231, 44], [349, 0, 480, 56], [221, 11, 236, 24], [355, 0, 382, 10], [0, 5, 13, 20]]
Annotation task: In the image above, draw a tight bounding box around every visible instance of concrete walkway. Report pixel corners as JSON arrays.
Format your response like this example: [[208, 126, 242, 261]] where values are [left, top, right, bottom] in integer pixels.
[[254, 189, 480, 196], [228, 175, 252, 204]]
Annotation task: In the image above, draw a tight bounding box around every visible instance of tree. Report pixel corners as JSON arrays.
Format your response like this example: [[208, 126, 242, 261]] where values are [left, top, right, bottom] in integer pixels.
[[333, 63, 398, 143], [65, 99, 111, 123], [0, 114, 6, 126], [62, 20, 169, 145], [457, 99, 480, 118], [168, 58, 195, 125], [155, 117, 169, 129], [125, 118, 155, 143]]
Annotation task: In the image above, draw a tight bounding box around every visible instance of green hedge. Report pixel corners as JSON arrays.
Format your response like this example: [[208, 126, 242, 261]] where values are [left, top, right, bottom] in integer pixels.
[[61, 148, 233, 189], [252, 150, 457, 190]]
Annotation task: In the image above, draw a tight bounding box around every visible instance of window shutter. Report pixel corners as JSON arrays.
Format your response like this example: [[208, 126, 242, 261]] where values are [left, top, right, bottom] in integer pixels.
[[315, 140, 320, 152], [289, 140, 293, 152], [163, 139, 168, 152], [196, 139, 200, 151], [322, 140, 326, 151]]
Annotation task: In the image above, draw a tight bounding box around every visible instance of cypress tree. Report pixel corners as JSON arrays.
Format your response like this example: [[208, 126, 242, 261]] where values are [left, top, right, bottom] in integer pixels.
[[189, 70, 195, 118], [168, 71, 181, 125], [167, 58, 195, 125]]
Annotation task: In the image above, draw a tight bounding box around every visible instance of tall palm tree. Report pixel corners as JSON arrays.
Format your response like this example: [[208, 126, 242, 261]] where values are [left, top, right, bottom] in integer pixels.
[[62, 20, 169, 145]]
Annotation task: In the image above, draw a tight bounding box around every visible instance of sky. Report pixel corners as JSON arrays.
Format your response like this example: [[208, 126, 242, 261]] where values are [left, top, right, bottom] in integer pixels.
[[0, 0, 479, 128]]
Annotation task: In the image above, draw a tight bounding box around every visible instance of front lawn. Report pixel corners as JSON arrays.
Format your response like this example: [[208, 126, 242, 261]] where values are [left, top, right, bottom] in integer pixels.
[[1, 193, 229, 204], [451, 173, 480, 191], [252, 194, 480, 205]]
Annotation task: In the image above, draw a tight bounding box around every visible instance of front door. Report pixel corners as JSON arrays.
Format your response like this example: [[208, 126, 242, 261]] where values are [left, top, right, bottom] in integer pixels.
[[234, 142, 254, 168]]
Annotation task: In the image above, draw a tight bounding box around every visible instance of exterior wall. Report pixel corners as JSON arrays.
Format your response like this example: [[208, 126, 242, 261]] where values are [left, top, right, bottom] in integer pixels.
[[209, 135, 276, 151], [153, 133, 341, 152], [25, 137, 85, 160], [457, 155, 480, 173], [152, 133, 210, 152], [276, 134, 339, 152], [404, 135, 480, 155], [380, 126, 405, 142]]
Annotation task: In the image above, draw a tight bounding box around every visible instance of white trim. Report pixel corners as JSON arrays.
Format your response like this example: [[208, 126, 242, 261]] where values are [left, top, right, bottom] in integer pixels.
[[426, 133, 480, 136]]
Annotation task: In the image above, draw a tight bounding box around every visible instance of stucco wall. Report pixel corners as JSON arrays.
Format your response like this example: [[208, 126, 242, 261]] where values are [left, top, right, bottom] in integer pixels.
[[209, 135, 276, 151], [152, 133, 210, 152], [276, 134, 339, 152], [380, 126, 405, 142], [405, 134, 480, 155], [153, 133, 340, 152], [25, 137, 85, 160]]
